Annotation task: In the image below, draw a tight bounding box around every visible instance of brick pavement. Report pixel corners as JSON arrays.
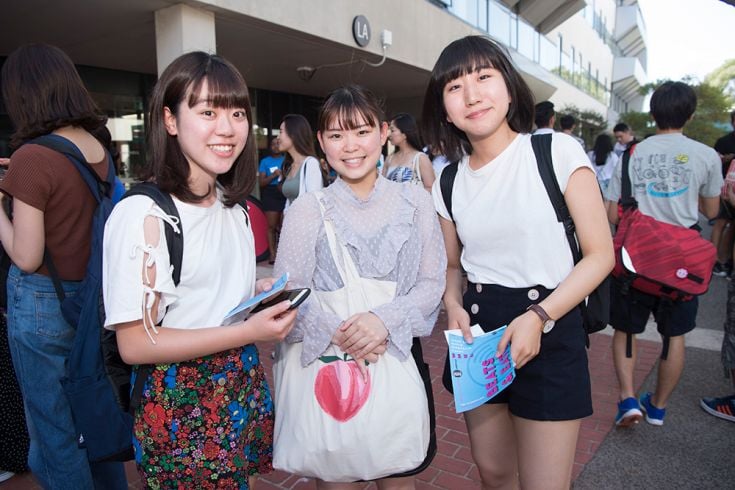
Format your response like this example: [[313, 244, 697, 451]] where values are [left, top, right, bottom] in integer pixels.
[[3, 310, 660, 489]]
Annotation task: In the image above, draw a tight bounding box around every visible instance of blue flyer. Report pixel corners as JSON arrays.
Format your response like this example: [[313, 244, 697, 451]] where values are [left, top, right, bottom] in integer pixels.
[[444, 325, 516, 413], [222, 273, 289, 325]]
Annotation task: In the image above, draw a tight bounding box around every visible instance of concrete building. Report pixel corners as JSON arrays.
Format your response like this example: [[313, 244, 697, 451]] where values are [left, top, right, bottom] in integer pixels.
[[0, 0, 647, 173]]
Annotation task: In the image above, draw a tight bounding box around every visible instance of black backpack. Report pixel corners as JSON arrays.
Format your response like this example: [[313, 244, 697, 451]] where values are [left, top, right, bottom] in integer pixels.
[[439, 133, 610, 341], [32, 135, 183, 462]]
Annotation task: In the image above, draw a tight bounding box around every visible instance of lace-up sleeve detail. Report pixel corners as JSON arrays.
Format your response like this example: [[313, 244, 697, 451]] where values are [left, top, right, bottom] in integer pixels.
[[103, 196, 179, 336]]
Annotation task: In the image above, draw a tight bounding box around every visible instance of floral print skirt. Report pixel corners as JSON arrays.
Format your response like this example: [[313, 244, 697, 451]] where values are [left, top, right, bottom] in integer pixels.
[[133, 344, 273, 489]]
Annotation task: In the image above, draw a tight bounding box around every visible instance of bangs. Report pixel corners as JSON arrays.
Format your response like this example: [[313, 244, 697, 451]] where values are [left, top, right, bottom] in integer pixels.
[[186, 58, 250, 109], [318, 86, 383, 133], [323, 105, 378, 131], [432, 37, 507, 89]]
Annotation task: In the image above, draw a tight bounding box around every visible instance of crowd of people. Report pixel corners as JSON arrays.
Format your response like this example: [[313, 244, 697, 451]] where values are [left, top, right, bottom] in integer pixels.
[[0, 34, 732, 490]]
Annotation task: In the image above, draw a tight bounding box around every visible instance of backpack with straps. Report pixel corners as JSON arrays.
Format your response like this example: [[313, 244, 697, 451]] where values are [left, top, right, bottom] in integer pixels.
[[31, 135, 184, 462], [439, 133, 611, 339]]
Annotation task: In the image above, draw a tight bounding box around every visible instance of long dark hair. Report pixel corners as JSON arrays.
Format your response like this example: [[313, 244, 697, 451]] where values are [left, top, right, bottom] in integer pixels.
[[143, 51, 256, 207], [592, 133, 613, 166], [390, 112, 422, 152], [280, 114, 317, 177], [421, 36, 534, 162], [1, 44, 106, 150]]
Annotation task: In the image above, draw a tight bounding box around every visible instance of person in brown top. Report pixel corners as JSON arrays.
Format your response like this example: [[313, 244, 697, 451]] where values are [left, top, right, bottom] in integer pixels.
[[0, 44, 127, 489]]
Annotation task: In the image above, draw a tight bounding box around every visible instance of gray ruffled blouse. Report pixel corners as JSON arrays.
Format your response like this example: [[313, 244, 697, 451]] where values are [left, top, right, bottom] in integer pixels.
[[274, 175, 446, 366]]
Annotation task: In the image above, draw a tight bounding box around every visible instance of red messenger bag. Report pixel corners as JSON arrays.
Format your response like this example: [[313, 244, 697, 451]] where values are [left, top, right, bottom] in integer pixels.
[[612, 145, 717, 301]]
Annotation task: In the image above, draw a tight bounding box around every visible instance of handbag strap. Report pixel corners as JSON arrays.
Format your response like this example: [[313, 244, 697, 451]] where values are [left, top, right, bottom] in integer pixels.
[[411, 152, 422, 184], [314, 192, 364, 289]]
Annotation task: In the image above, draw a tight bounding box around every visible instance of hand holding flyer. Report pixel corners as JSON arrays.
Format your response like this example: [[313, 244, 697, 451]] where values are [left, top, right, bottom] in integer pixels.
[[444, 325, 516, 413], [222, 273, 289, 325]]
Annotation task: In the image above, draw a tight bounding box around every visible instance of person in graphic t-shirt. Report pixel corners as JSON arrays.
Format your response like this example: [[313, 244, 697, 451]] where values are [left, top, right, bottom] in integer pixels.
[[605, 81, 722, 428]]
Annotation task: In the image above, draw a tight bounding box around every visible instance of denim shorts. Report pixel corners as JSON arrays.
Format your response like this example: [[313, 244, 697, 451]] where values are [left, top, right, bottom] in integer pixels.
[[442, 282, 592, 421]]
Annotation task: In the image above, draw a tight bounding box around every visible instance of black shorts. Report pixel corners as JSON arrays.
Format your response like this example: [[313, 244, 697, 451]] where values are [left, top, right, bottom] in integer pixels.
[[442, 283, 592, 421], [260, 185, 286, 212], [610, 278, 698, 337], [716, 199, 735, 220]]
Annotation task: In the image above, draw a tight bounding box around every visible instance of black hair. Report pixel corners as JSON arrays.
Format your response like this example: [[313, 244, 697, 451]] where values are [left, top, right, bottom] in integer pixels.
[[317, 85, 384, 133], [559, 114, 575, 130], [421, 36, 534, 163], [390, 113, 423, 152], [730, 110, 735, 125], [649, 81, 696, 130], [534, 101, 555, 129], [613, 122, 630, 133], [1, 44, 106, 150], [592, 133, 613, 166], [144, 51, 256, 207]]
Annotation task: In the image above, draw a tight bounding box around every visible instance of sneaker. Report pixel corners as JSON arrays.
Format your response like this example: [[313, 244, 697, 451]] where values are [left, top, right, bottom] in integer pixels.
[[640, 392, 666, 426], [713, 262, 729, 277], [615, 397, 642, 427], [0, 471, 14, 483], [700, 394, 735, 422]]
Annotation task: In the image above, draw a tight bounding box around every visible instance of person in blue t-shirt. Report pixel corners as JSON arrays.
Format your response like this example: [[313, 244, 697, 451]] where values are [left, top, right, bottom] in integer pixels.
[[258, 137, 286, 263]]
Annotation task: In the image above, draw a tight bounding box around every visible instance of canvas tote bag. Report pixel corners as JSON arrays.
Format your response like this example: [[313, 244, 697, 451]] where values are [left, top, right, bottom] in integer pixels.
[[273, 195, 430, 482]]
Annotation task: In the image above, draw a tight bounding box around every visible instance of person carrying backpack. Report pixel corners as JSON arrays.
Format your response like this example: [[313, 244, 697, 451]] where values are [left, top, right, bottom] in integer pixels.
[[422, 36, 613, 490], [102, 52, 297, 489], [605, 81, 722, 428], [0, 44, 127, 489]]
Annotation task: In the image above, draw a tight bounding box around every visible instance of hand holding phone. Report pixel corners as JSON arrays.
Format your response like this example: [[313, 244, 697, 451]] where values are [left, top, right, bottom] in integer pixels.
[[250, 288, 311, 314]]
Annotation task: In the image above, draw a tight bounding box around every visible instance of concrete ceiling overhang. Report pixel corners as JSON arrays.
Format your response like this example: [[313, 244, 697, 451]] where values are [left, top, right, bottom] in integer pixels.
[[511, 52, 557, 102], [499, 0, 587, 34], [0, 0, 430, 102]]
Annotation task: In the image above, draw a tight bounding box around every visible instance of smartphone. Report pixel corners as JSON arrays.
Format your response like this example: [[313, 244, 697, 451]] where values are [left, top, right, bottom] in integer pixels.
[[250, 288, 311, 314]]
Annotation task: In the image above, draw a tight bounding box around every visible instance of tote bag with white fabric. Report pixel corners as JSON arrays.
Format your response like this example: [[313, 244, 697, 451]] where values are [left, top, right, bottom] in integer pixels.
[[272, 195, 430, 482]]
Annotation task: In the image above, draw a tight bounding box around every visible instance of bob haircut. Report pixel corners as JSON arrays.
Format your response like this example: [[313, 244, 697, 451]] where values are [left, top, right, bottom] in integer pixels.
[[1, 44, 106, 150], [317, 85, 384, 134], [649, 81, 696, 130], [592, 133, 614, 166], [144, 51, 255, 207], [280, 114, 317, 176], [421, 36, 534, 163], [390, 113, 423, 152]]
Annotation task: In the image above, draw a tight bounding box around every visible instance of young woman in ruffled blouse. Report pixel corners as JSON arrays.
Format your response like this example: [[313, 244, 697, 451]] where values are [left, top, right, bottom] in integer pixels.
[[273, 85, 446, 488]]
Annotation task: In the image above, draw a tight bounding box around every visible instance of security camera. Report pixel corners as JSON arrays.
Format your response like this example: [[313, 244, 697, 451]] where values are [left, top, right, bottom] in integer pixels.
[[296, 66, 316, 81]]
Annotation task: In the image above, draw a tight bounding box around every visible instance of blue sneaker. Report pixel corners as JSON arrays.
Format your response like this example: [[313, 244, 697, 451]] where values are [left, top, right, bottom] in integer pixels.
[[615, 397, 642, 427], [640, 392, 666, 426]]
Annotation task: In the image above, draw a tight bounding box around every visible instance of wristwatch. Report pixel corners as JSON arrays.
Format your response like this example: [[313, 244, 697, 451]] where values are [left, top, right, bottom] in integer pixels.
[[526, 304, 555, 333]]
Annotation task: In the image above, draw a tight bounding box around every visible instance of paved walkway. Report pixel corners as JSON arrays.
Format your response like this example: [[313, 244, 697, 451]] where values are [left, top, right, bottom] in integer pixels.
[[2, 312, 660, 490], [5, 261, 732, 488]]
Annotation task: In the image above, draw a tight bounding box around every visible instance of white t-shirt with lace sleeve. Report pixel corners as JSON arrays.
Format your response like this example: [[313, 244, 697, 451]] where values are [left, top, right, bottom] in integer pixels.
[[102, 193, 255, 331]]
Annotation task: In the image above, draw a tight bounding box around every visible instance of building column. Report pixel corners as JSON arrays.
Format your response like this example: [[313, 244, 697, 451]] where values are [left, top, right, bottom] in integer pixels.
[[154, 3, 216, 75]]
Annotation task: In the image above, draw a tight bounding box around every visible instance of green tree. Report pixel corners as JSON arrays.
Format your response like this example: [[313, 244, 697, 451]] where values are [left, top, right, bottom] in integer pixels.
[[557, 104, 606, 148], [616, 75, 733, 147]]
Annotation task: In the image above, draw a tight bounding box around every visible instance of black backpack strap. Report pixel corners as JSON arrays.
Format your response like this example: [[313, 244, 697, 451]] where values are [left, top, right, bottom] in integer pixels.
[[531, 133, 581, 264], [122, 183, 183, 286], [439, 161, 459, 221], [620, 144, 637, 209], [121, 183, 184, 414]]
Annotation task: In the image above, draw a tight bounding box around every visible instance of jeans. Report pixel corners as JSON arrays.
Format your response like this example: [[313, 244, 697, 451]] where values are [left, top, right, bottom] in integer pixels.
[[6, 266, 127, 490]]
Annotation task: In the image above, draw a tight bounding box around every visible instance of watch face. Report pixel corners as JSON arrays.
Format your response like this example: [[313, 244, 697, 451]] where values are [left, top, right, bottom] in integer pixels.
[[542, 319, 555, 334]]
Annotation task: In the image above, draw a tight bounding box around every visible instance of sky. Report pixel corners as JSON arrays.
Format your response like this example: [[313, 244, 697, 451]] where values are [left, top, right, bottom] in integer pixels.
[[638, 0, 735, 83]]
